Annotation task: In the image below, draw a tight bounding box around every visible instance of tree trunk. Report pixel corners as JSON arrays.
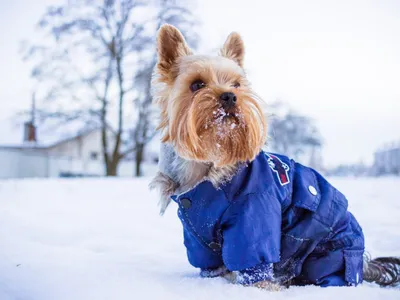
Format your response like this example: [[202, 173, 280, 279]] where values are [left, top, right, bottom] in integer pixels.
[[101, 58, 113, 177], [111, 54, 124, 166], [102, 126, 110, 176], [107, 158, 119, 176], [135, 144, 144, 177]]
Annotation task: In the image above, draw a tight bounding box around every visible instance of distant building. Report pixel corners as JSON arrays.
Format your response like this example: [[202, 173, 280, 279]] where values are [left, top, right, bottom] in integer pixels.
[[324, 162, 371, 177], [0, 122, 159, 179], [373, 142, 400, 176]]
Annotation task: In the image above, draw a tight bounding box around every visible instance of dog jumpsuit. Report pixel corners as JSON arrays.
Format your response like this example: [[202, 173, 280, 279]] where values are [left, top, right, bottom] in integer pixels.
[[170, 151, 365, 286]]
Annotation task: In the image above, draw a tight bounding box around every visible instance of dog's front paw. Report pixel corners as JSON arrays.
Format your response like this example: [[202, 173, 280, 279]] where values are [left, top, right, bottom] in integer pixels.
[[222, 272, 284, 291], [253, 280, 284, 291], [200, 265, 229, 278]]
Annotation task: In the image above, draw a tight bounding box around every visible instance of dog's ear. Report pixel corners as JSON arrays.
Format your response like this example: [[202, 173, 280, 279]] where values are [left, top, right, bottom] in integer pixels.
[[220, 32, 245, 67], [156, 24, 192, 75]]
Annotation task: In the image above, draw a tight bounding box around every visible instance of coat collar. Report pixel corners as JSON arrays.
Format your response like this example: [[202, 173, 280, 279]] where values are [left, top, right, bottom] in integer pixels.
[[170, 151, 279, 204]]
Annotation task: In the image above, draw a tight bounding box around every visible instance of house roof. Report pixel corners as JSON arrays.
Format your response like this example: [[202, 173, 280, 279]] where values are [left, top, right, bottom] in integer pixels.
[[0, 118, 99, 149], [0, 118, 161, 157]]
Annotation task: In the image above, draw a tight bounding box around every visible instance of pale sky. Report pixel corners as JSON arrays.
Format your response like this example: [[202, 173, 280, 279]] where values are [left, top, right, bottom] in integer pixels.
[[1, 0, 399, 167]]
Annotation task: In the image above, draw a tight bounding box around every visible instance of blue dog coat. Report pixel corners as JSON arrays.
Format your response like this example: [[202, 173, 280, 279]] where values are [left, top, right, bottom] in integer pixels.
[[171, 151, 365, 287]]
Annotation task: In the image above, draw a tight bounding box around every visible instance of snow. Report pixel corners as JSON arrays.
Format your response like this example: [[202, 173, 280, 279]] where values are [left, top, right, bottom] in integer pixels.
[[0, 176, 399, 300]]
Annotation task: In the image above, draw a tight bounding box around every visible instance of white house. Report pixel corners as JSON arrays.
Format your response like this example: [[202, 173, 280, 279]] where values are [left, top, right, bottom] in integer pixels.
[[0, 121, 159, 179]]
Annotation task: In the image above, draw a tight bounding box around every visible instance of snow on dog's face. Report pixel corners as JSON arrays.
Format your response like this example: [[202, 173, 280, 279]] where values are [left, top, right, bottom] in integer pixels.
[[152, 24, 267, 167]]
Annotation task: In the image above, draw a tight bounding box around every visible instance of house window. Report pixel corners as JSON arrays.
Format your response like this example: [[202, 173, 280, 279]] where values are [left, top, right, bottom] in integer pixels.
[[90, 152, 98, 160]]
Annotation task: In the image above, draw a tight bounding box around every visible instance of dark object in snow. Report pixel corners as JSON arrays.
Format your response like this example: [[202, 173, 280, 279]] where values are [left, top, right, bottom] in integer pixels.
[[363, 254, 400, 287], [59, 172, 100, 178]]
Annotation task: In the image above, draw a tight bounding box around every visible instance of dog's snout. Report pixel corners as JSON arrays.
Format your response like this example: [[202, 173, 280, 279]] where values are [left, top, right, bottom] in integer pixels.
[[220, 92, 237, 109]]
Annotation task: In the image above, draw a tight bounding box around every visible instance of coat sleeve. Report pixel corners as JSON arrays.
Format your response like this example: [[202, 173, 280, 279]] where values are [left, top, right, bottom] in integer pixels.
[[220, 192, 282, 273], [183, 228, 224, 270]]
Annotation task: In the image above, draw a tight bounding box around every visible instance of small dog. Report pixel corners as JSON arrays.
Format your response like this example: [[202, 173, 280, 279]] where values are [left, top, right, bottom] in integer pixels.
[[150, 24, 400, 290]]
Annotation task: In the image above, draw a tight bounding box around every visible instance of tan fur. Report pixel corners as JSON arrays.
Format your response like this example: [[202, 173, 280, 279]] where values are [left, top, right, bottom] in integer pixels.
[[222, 271, 285, 291], [220, 32, 245, 67], [153, 24, 267, 169], [253, 280, 284, 291], [156, 24, 192, 83]]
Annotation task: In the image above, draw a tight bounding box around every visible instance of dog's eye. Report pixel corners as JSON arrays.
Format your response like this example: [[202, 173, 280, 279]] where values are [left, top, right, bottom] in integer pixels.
[[233, 82, 240, 88], [190, 80, 206, 92]]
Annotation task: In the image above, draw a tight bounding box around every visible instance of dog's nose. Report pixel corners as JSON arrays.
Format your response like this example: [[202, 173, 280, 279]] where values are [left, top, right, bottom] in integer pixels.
[[220, 92, 237, 109]]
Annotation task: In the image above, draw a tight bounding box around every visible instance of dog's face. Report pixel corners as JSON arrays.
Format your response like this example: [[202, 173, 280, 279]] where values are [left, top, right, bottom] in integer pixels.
[[153, 24, 267, 167]]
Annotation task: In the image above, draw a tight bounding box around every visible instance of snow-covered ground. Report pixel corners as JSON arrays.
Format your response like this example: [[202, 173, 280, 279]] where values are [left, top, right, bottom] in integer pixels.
[[0, 176, 399, 300]]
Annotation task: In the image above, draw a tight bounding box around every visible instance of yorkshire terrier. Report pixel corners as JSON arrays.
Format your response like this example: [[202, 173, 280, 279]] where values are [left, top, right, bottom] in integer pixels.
[[149, 24, 400, 290]]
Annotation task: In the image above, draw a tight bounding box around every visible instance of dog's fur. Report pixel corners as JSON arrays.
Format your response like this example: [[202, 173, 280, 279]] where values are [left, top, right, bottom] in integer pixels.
[[150, 24, 400, 289], [153, 24, 266, 168]]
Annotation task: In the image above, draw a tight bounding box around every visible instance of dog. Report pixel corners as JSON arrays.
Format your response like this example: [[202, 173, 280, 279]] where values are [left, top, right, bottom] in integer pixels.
[[149, 24, 400, 290]]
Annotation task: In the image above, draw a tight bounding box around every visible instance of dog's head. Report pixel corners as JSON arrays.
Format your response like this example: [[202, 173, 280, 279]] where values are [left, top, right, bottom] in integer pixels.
[[152, 24, 267, 167]]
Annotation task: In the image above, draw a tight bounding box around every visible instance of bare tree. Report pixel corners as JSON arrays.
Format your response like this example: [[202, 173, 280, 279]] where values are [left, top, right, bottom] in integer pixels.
[[23, 0, 199, 177], [131, 61, 154, 177], [23, 0, 153, 176], [267, 101, 323, 168], [131, 0, 199, 176]]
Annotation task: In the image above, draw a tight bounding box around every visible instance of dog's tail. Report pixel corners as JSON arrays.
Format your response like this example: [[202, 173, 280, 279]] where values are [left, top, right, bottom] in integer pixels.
[[363, 253, 400, 287]]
